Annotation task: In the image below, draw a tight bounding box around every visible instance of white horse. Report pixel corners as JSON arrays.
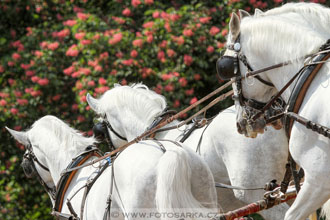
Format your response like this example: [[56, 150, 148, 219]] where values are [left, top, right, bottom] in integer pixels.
[[222, 2, 330, 220], [86, 84, 290, 220], [6, 115, 218, 220]]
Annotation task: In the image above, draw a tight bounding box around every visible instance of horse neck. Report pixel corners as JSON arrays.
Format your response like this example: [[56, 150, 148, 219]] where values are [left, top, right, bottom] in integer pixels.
[[241, 15, 329, 102]]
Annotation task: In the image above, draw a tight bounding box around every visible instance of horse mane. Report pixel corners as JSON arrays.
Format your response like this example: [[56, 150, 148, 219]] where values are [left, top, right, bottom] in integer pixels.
[[98, 83, 167, 131], [241, 2, 330, 63], [29, 115, 96, 152]]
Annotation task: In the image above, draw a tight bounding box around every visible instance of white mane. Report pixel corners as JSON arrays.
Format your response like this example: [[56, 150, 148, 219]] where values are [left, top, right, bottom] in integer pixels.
[[28, 115, 96, 152], [241, 2, 330, 64], [97, 83, 167, 132]]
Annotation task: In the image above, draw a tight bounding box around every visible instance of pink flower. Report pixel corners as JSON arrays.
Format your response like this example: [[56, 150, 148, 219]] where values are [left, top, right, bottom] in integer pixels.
[[94, 65, 102, 72], [57, 29, 70, 38], [164, 22, 171, 32], [31, 76, 40, 83], [173, 100, 180, 108], [207, 46, 214, 53], [147, 35, 153, 43], [93, 34, 100, 40], [52, 95, 61, 101], [14, 91, 22, 97], [144, 0, 154, 4], [183, 54, 193, 66], [35, 50, 43, 58], [122, 59, 134, 66], [12, 53, 21, 60], [10, 108, 19, 115], [183, 29, 193, 37], [116, 52, 123, 58], [122, 8, 132, 16], [87, 81, 95, 87], [20, 63, 30, 70], [131, 0, 141, 7], [108, 33, 122, 45], [143, 21, 154, 29], [75, 32, 85, 40], [194, 74, 201, 81], [157, 51, 165, 60], [0, 65, 4, 73], [209, 26, 220, 36], [25, 70, 35, 77], [63, 19, 77, 26], [179, 77, 188, 87], [78, 68, 91, 76], [190, 97, 198, 105], [88, 60, 98, 67], [199, 17, 212, 24], [72, 104, 79, 111], [164, 84, 174, 92], [81, 39, 92, 45], [130, 50, 138, 58], [48, 42, 59, 50], [31, 90, 42, 97], [63, 66, 75, 75], [221, 29, 228, 37], [166, 49, 176, 57], [100, 52, 109, 59], [172, 36, 184, 45], [161, 74, 173, 81], [132, 39, 143, 47], [7, 61, 14, 67], [77, 12, 90, 20], [0, 99, 7, 106], [153, 11, 160, 18], [98, 77, 107, 85], [66, 45, 79, 57], [37, 78, 49, 86], [95, 86, 110, 94], [185, 88, 194, 96], [17, 99, 28, 106]]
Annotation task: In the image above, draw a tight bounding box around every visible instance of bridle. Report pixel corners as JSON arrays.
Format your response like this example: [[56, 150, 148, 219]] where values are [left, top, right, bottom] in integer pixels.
[[21, 140, 57, 200], [93, 115, 127, 150]]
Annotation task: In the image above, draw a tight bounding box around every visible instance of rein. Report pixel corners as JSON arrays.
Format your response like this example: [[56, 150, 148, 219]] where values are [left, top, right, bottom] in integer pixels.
[[62, 82, 234, 174]]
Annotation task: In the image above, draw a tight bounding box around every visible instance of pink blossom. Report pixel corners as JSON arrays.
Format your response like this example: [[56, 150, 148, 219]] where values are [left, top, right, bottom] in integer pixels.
[[164, 22, 171, 32], [37, 78, 49, 86], [14, 91, 22, 97], [100, 52, 109, 59], [35, 50, 43, 58], [88, 60, 98, 67], [78, 68, 91, 76], [10, 108, 19, 115], [179, 77, 188, 87], [130, 50, 138, 58], [144, 0, 154, 4], [98, 77, 107, 85], [164, 84, 174, 92], [40, 41, 48, 49], [57, 29, 70, 38], [25, 70, 35, 77], [110, 69, 117, 75], [87, 81, 95, 87], [147, 35, 153, 43], [63, 66, 75, 76], [122, 8, 132, 16], [183, 54, 193, 66], [52, 95, 61, 101], [77, 12, 90, 21], [95, 86, 110, 94], [7, 61, 14, 67], [0, 65, 4, 73], [159, 40, 167, 48], [153, 11, 160, 18], [17, 99, 28, 106], [108, 33, 122, 45], [161, 74, 173, 81], [81, 40, 92, 45], [143, 21, 154, 29], [20, 63, 30, 70], [173, 100, 180, 108], [94, 65, 102, 72], [12, 53, 21, 60], [0, 99, 7, 106], [63, 19, 77, 26], [93, 34, 100, 40], [209, 26, 220, 36], [194, 74, 201, 81], [132, 39, 143, 47], [170, 14, 180, 22], [207, 46, 214, 53], [199, 17, 212, 24], [221, 29, 228, 37], [116, 52, 123, 58], [112, 16, 125, 24], [48, 42, 59, 50], [31, 76, 40, 83], [183, 29, 193, 37], [122, 59, 134, 66], [190, 97, 198, 105], [75, 32, 85, 40], [66, 45, 79, 57], [167, 49, 176, 57], [8, 79, 15, 86], [185, 88, 194, 96], [72, 104, 79, 111], [131, 0, 141, 7], [172, 36, 184, 45], [157, 51, 165, 60]]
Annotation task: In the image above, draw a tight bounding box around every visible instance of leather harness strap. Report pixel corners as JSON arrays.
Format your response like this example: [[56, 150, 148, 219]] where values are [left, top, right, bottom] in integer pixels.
[[285, 52, 330, 137]]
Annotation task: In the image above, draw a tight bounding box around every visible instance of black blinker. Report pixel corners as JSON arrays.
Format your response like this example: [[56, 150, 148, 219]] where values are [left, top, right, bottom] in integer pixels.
[[216, 56, 236, 80]]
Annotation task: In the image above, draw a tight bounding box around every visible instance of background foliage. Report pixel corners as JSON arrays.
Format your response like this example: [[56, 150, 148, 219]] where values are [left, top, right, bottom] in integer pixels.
[[0, 0, 328, 219]]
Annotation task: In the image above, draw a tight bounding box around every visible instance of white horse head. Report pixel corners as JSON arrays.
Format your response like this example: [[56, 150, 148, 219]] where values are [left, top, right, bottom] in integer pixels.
[[221, 2, 330, 219]]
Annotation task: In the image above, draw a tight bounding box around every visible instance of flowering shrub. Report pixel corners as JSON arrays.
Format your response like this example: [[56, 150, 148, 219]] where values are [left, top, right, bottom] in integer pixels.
[[0, 0, 328, 219]]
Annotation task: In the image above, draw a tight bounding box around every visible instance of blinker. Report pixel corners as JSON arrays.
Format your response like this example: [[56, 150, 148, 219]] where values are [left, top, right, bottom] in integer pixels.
[[216, 56, 237, 80]]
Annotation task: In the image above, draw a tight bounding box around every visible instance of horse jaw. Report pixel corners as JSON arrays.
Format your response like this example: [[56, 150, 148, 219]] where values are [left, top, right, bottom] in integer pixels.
[[6, 127, 29, 146], [86, 93, 100, 113], [229, 12, 240, 42]]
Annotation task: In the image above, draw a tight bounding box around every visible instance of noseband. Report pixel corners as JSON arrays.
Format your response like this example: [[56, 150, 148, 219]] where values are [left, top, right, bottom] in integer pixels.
[[22, 141, 56, 200]]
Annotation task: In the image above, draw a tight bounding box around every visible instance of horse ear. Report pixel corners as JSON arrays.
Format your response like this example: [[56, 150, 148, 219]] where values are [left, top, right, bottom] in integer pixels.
[[239, 9, 251, 19], [229, 13, 240, 41], [86, 93, 100, 113], [254, 8, 264, 16], [6, 127, 29, 146]]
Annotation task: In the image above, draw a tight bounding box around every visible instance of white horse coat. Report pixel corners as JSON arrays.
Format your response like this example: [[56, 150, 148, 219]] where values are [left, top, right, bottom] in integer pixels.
[[86, 84, 290, 220], [225, 2, 330, 220], [7, 115, 218, 220]]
